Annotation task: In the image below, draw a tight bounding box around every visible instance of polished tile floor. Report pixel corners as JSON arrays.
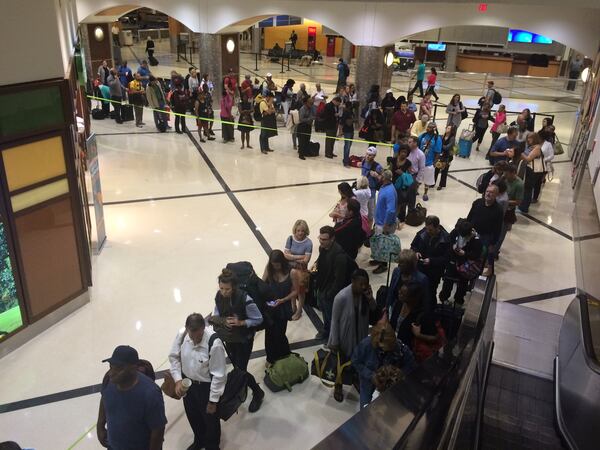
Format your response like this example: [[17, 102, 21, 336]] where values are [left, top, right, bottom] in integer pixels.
[[0, 48, 584, 449]]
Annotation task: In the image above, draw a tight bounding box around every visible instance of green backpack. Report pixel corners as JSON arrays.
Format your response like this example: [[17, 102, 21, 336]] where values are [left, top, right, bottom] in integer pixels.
[[264, 353, 309, 392]]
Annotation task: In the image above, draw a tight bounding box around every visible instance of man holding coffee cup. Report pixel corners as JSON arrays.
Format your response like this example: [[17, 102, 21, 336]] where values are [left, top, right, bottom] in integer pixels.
[[169, 313, 227, 450]]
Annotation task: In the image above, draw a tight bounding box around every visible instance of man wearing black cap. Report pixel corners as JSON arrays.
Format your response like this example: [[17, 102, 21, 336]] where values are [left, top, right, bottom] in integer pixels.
[[97, 345, 167, 450]]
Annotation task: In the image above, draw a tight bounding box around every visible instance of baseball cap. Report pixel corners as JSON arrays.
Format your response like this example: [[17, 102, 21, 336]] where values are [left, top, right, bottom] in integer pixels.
[[386, 89, 393, 94], [366, 146, 377, 156], [102, 345, 139, 366], [266, 72, 272, 77]]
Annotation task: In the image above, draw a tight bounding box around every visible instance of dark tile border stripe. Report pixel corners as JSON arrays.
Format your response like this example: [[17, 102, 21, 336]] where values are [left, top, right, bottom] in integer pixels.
[[95, 129, 221, 137], [504, 287, 576, 305], [0, 338, 323, 414], [101, 178, 356, 207], [573, 232, 600, 242], [446, 173, 573, 241]]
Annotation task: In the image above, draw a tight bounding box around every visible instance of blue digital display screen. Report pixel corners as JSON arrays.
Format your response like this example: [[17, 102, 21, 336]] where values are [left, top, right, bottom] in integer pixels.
[[508, 29, 553, 44], [427, 43, 446, 51]]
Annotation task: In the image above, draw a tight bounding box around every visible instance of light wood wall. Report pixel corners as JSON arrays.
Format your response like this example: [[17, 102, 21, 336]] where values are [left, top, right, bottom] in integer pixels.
[[263, 20, 343, 55]]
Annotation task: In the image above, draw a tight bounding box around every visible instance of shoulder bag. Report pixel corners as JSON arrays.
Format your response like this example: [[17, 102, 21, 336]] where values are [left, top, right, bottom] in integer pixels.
[[161, 331, 188, 400]]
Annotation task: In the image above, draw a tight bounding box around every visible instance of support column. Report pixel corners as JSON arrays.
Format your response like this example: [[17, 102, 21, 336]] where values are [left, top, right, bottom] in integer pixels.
[[355, 46, 393, 110], [195, 33, 240, 106], [445, 44, 458, 72], [252, 26, 261, 54], [341, 38, 353, 63], [168, 17, 182, 54], [80, 23, 114, 81]]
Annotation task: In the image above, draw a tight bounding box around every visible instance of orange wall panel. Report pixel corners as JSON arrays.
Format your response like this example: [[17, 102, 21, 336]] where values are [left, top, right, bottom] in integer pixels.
[[263, 21, 343, 56]]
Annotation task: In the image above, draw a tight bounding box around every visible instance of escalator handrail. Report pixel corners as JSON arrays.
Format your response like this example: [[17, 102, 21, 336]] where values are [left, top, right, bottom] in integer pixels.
[[578, 293, 600, 375]]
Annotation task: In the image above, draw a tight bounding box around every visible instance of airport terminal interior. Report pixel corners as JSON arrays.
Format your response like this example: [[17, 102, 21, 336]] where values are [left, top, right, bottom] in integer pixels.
[[1, 1, 600, 449]]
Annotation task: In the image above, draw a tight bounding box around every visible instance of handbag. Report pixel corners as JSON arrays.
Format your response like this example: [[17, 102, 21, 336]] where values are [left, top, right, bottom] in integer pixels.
[[358, 125, 369, 139], [413, 320, 447, 362], [498, 123, 509, 134], [310, 349, 354, 387], [460, 103, 468, 120], [554, 140, 564, 155], [434, 160, 447, 170], [394, 172, 414, 190], [405, 203, 427, 227], [456, 259, 482, 280], [370, 233, 401, 263], [161, 331, 188, 399]]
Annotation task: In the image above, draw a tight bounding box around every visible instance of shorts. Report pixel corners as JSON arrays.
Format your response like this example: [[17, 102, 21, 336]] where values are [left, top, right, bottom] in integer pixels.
[[422, 165, 435, 186]]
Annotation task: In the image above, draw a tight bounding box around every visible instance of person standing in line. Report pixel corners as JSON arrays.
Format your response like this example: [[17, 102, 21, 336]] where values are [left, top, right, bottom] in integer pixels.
[[281, 79, 295, 123], [472, 103, 494, 152], [97, 346, 167, 450], [107, 69, 124, 124], [314, 226, 351, 341], [208, 269, 265, 413], [146, 76, 169, 130], [328, 269, 377, 402], [410, 113, 429, 137], [137, 60, 151, 88], [352, 322, 416, 409], [406, 135, 426, 204], [417, 122, 442, 201], [259, 91, 277, 154], [330, 182, 355, 225], [360, 147, 383, 227], [195, 86, 215, 142], [488, 126, 519, 165], [372, 170, 398, 274], [118, 61, 133, 89], [497, 164, 523, 252], [385, 249, 432, 312], [240, 74, 253, 101], [389, 145, 412, 225], [445, 94, 465, 129], [425, 67, 439, 101], [297, 97, 315, 160], [312, 82, 328, 109], [484, 81, 496, 106], [98, 60, 110, 85], [435, 124, 456, 191], [410, 215, 451, 299], [323, 96, 341, 158], [170, 81, 189, 134], [418, 93, 433, 120], [408, 60, 426, 98], [237, 92, 254, 149], [567, 55, 583, 91], [169, 314, 226, 450], [128, 73, 146, 128], [283, 219, 313, 321], [334, 199, 366, 260], [391, 101, 417, 142], [466, 184, 504, 277], [514, 132, 545, 213], [262, 250, 295, 366], [220, 85, 235, 143], [340, 100, 355, 167], [488, 104, 507, 150], [111, 23, 120, 46]]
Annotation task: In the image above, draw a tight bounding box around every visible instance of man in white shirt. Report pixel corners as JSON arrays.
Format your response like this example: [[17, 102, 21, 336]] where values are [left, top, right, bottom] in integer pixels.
[[169, 313, 227, 450], [312, 83, 328, 108]]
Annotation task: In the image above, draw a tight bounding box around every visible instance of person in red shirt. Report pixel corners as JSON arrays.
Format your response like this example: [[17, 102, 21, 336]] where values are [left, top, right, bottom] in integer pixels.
[[390, 102, 417, 142], [425, 67, 439, 101], [223, 68, 237, 94], [240, 74, 253, 100]]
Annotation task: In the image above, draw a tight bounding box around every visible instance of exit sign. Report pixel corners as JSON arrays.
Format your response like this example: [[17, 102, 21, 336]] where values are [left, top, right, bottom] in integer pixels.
[[479, 3, 488, 12]]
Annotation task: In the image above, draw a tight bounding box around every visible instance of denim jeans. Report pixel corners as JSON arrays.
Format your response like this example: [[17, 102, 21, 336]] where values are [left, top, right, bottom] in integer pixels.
[[318, 290, 334, 337], [343, 131, 354, 165], [259, 131, 269, 151]]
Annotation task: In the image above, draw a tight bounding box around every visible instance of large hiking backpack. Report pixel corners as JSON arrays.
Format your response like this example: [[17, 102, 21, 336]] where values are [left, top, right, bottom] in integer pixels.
[[225, 261, 273, 331], [264, 353, 309, 392]]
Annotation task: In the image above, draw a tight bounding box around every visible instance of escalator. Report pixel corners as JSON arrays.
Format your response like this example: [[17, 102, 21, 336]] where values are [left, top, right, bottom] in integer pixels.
[[313, 284, 600, 450]]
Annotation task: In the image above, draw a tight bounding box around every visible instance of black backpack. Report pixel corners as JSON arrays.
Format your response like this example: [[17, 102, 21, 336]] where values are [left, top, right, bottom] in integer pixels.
[[253, 101, 263, 121], [492, 90, 502, 105], [343, 63, 350, 78], [225, 261, 273, 331]]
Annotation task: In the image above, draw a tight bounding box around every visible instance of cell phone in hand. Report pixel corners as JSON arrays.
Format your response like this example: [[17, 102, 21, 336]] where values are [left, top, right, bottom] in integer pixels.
[[267, 300, 278, 307]]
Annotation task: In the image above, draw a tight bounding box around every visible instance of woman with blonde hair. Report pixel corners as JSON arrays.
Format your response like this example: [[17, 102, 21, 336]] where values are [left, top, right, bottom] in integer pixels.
[[283, 220, 313, 320], [352, 321, 415, 408]]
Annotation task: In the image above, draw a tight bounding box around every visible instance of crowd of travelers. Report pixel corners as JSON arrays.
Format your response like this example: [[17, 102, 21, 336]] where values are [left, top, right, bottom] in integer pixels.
[[87, 57, 561, 450]]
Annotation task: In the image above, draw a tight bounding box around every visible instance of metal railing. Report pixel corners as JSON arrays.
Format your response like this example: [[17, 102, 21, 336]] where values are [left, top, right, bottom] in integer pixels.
[[176, 40, 197, 67]]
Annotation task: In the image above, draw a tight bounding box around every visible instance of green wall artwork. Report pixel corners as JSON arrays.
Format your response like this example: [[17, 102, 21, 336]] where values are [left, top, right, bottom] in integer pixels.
[[0, 220, 22, 338]]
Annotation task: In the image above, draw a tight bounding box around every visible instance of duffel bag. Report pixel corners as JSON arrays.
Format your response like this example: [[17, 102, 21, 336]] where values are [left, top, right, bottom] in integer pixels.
[[264, 353, 309, 392], [311, 349, 354, 387]]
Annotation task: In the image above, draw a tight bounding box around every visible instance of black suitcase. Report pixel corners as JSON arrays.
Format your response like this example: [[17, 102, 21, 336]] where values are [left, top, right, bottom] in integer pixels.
[[148, 55, 159, 66], [92, 108, 106, 120], [306, 141, 320, 157], [371, 251, 398, 324], [121, 104, 134, 122], [433, 303, 464, 341]]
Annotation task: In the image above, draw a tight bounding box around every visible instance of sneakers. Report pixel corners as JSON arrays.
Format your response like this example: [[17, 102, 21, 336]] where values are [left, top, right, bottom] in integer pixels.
[[248, 387, 265, 413], [423, 194, 429, 201]]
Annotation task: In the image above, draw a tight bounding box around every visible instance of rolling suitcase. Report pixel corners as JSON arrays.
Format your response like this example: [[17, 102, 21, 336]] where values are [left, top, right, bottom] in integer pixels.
[[458, 138, 473, 158], [306, 141, 320, 157], [121, 104, 134, 122], [371, 251, 398, 324]]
